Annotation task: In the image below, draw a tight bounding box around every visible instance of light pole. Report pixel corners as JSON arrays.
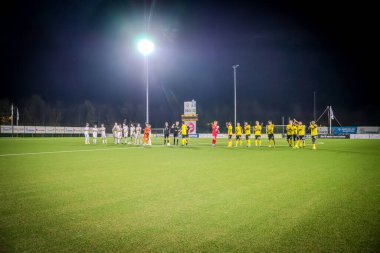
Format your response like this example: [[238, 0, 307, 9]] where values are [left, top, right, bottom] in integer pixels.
[[232, 64, 239, 128], [313, 91, 316, 121], [137, 38, 154, 123]]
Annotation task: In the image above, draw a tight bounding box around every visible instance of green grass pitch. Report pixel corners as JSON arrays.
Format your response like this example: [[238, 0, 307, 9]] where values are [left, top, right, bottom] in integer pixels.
[[0, 137, 379, 252]]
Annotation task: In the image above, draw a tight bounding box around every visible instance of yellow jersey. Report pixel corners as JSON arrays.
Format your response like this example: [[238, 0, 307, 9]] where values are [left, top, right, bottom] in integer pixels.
[[227, 125, 233, 135], [254, 125, 262, 135], [310, 124, 318, 136], [181, 124, 187, 135], [286, 124, 293, 135], [298, 125, 305, 136], [267, 124, 274, 134], [292, 125, 298, 135], [244, 125, 251, 135], [235, 126, 242, 136]]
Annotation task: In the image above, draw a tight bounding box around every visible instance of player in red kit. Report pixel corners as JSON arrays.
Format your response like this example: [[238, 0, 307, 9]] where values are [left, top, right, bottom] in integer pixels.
[[211, 121, 219, 147]]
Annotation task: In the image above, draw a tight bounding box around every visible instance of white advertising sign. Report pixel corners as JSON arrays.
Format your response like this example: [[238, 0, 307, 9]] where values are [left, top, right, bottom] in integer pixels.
[[318, 127, 328, 135], [55, 127, 65, 134], [64, 127, 74, 134], [35, 126, 46, 134], [73, 127, 82, 134], [24, 126, 36, 134], [46, 127, 55, 134], [350, 134, 380, 139], [13, 126, 25, 133], [357, 126, 380, 134], [0, 125, 12, 133]]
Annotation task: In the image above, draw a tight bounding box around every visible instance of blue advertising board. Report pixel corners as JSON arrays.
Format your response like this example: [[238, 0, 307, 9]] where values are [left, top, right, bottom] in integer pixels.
[[332, 126, 357, 135]]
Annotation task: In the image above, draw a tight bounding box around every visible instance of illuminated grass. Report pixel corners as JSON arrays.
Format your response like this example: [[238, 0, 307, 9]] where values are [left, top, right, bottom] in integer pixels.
[[0, 137, 379, 252]]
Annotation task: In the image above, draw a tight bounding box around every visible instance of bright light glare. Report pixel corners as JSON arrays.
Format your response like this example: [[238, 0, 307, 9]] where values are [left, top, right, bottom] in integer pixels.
[[137, 39, 154, 56]]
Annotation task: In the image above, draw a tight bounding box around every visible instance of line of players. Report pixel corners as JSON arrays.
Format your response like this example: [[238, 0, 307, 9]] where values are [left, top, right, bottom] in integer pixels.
[[83, 122, 151, 145], [83, 119, 319, 149], [111, 123, 146, 145], [83, 123, 107, 145], [223, 119, 319, 149]]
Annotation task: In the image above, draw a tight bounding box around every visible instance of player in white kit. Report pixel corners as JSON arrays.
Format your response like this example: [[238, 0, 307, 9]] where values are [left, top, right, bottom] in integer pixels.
[[100, 124, 107, 144], [92, 125, 98, 144], [117, 124, 122, 144], [112, 123, 118, 144], [122, 123, 129, 144], [129, 123, 135, 144], [135, 123, 142, 145], [84, 123, 90, 144]]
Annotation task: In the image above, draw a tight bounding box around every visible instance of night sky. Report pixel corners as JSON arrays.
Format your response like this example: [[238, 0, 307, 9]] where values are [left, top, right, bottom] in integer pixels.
[[2, 0, 378, 126]]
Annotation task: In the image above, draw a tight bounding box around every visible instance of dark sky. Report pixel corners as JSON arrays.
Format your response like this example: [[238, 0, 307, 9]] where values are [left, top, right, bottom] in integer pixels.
[[2, 0, 378, 125]]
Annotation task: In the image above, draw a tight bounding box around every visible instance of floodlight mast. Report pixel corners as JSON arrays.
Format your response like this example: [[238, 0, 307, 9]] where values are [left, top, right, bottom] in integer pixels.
[[232, 64, 239, 129], [137, 39, 154, 123]]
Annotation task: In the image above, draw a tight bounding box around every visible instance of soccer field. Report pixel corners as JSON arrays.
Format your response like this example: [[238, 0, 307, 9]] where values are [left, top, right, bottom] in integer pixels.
[[0, 137, 379, 252]]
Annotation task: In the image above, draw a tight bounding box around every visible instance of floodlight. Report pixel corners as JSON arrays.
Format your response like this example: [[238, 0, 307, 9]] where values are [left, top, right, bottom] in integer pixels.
[[137, 39, 154, 56]]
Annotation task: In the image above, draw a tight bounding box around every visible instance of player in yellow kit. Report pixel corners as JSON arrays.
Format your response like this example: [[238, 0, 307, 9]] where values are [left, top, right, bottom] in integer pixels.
[[266, 120, 275, 148], [292, 119, 298, 148], [297, 121, 306, 148], [181, 122, 188, 146], [309, 121, 318, 150], [226, 122, 233, 147], [286, 120, 293, 147], [235, 122, 243, 147], [292, 119, 300, 148], [244, 122, 251, 147], [254, 121, 262, 147]]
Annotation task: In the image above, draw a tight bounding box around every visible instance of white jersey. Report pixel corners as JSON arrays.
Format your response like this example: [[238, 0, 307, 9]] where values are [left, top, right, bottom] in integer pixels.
[[92, 127, 98, 137], [84, 126, 90, 144], [135, 126, 142, 134], [84, 126, 89, 137], [112, 125, 118, 136], [123, 125, 129, 134], [130, 126, 135, 135], [117, 126, 122, 138], [100, 126, 106, 138]]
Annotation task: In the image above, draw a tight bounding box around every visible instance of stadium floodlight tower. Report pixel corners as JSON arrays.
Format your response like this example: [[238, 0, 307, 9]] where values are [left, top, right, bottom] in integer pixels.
[[137, 38, 155, 123], [232, 64, 239, 128]]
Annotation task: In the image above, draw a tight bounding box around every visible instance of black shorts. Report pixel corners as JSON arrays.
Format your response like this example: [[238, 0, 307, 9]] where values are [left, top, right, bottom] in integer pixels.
[[287, 134, 292, 140], [228, 135, 232, 140], [293, 134, 299, 141], [174, 133, 178, 138], [245, 134, 250, 140], [268, 134, 274, 139], [311, 135, 317, 143], [299, 135, 305, 140], [236, 135, 241, 140], [164, 133, 169, 138], [255, 135, 261, 140]]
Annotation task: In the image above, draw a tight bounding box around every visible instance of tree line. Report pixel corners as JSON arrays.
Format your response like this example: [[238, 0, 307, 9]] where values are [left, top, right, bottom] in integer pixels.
[[0, 95, 141, 127]]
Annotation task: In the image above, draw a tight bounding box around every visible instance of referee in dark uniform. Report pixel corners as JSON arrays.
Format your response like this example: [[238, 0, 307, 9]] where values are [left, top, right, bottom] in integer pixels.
[[171, 121, 180, 146]]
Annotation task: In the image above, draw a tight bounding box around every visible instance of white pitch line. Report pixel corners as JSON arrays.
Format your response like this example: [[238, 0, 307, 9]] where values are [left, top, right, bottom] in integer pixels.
[[0, 142, 324, 157], [0, 147, 128, 157]]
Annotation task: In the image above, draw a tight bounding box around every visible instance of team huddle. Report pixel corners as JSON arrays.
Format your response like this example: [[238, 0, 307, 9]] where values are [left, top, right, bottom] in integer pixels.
[[83, 119, 319, 149]]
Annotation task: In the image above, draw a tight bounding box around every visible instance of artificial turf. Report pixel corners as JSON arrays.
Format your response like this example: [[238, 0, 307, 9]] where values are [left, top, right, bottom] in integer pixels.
[[0, 137, 379, 252]]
